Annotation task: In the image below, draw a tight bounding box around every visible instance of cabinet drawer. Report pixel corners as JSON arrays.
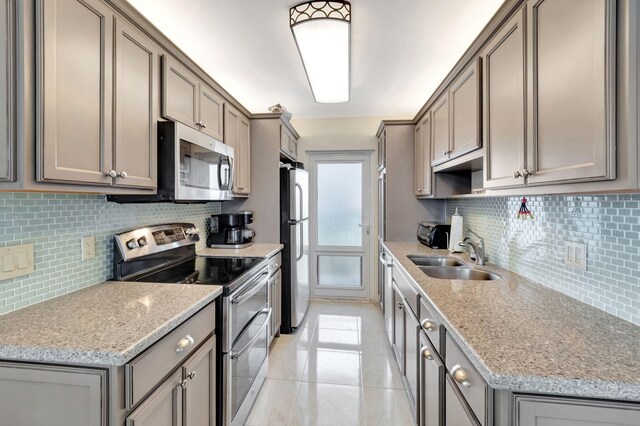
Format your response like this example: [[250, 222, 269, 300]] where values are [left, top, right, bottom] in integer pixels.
[[392, 266, 420, 317], [125, 303, 215, 409], [445, 332, 488, 426], [419, 299, 441, 354]]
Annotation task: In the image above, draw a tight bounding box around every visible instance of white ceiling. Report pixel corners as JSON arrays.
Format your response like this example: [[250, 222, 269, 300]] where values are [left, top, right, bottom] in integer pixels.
[[126, 0, 505, 119]]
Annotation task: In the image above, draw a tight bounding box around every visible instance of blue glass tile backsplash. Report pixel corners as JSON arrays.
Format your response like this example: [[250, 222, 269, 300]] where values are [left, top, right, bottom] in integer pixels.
[[447, 194, 640, 326], [0, 193, 221, 315]]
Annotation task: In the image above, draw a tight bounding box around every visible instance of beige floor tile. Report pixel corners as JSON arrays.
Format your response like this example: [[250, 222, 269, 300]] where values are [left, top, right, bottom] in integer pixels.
[[309, 328, 360, 352], [273, 325, 316, 351], [302, 349, 362, 386], [315, 313, 360, 330], [289, 382, 364, 426], [362, 387, 415, 426], [361, 353, 405, 390], [267, 346, 308, 381], [245, 379, 300, 426], [359, 330, 394, 355]]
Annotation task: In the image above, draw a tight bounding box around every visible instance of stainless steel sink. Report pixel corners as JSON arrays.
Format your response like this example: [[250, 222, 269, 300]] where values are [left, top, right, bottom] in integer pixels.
[[418, 266, 501, 281], [408, 255, 465, 267]]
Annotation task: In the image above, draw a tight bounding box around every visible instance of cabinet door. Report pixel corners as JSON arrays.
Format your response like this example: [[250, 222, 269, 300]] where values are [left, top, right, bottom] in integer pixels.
[[0, 0, 14, 182], [515, 395, 640, 426], [420, 334, 442, 426], [431, 93, 450, 166], [37, 0, 114, 185], [0, 363, 106, 426], [162, 55, 198, 128], [415, 114, 432, 196], [445, 375, 479, 426], [183, 336, 215, 426], [377, 130, 386, 171], [273, 269, 282, 336], [449, 58, 481, 160], [392, 284, 405, 373], [113, 18, 158, 189], [199, 84, 224, 141], [289, 136, 298, 160], [127, 369, 183, 426], [405, 309, 420, 417], [483, 9, 526, 189], [526, 0, 616, 185], [237, 114, 251, 194]]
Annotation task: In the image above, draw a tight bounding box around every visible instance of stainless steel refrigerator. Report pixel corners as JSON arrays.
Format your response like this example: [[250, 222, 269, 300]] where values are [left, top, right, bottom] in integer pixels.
[[280, 163, 310, 333]]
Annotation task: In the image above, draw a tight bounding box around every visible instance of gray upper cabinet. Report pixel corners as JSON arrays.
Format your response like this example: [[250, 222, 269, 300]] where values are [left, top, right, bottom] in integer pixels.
[[449, 57, 481, 160], [280, 124, 298, 160], [0, 0, 14, 182], [515, 395, 640, 426], [36, 0, 114, 185], [415, 114, 432, 197], [225, 104, 251, 195], [0, 363, 106, 426], [526, 0, 616, 185], [126, 369, 183, 426], [162, 55, 225, 141], [431, 93, 450, 166], [114, 17, 158, 189], [483, 8, 527, 189]]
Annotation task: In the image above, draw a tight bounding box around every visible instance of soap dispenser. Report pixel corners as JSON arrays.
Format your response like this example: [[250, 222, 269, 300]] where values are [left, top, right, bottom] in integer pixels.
[[449, 208, 464, 253]]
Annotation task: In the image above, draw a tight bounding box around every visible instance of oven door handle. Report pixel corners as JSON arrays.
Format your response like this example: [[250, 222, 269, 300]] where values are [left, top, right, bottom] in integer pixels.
[[231, 270, 269, 305], [231, 308, 271, 360]]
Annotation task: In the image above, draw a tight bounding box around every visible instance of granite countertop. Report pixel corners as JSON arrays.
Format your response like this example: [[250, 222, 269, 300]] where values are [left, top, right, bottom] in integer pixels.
[[0, 281, 222, 366], [383, 241, 640, 401], [198, 243, 283, 259]]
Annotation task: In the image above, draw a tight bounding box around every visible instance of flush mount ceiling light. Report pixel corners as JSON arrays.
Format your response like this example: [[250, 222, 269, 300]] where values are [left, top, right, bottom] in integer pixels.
[[290, 1, 351, 104]]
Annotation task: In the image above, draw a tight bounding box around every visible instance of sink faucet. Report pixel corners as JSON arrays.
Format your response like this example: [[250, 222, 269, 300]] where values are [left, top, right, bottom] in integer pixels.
[[459, 229, 487, 266]]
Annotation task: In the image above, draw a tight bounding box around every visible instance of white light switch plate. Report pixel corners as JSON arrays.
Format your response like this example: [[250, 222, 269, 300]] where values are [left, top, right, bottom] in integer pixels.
[[0, 244, 34, 281], [565, 241, 587, 271], [82, 236, 96, 260]]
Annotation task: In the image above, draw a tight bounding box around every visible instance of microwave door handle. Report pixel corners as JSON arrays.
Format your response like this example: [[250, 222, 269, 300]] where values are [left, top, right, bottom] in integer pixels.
[[227, 156, 234, 190], [231, 309, 271, 359], [217, 156, 223, 189]]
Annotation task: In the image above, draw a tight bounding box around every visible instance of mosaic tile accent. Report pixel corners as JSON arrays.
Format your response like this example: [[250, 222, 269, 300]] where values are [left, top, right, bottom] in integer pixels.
[[0, 193, 221, 315], [446, 195, 640, 326]]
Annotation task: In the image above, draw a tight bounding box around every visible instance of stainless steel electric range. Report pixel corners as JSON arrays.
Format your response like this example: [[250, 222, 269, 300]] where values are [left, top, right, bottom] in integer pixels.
[[114, 223, 276, 426]]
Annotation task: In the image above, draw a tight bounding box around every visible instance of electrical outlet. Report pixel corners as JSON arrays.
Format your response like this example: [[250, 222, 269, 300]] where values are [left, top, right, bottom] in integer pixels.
[[82, 236, 96, 260], [564, 241, 587, 271]]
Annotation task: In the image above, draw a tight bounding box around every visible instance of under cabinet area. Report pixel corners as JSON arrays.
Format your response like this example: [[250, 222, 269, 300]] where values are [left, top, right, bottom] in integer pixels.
[[162, 55, 224, 141]]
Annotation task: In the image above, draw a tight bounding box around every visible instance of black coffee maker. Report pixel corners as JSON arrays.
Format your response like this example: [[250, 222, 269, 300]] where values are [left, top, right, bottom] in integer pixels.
[[206, 211, 255, 248]]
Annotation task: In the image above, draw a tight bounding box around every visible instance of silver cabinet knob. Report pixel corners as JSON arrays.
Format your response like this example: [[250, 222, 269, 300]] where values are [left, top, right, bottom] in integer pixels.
[[176, 335, 195, 352], [416, 188, 422, 192], [451, 364, 471, 388], [421, 346, 433, 360], [397, 301, 404, 310], [521, 169, 532, 178], [421, 318, 436, 331], [117, 171, 128, 179], [105, 170, 117, 178], [513, 170, 522, 178], [179, 379, 188, 389], [443, 150, 448, 156], [237, 186, 245, 190], [187, 371, 197, 380], [201, 122, 207, 129]]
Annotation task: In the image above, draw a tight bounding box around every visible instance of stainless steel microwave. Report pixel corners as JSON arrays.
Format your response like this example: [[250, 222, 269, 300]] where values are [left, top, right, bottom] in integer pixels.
[[108, 121, 234, 203]]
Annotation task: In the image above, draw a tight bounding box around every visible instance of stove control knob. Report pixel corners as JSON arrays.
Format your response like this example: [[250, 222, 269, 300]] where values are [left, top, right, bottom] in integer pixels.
[[185, 227, 199, 236], [126, 238, 139, 250], [137, 236, 148, 247]]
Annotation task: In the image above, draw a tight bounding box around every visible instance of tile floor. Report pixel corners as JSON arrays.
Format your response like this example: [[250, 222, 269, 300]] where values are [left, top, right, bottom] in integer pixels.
[[245, 300, 415, 426]]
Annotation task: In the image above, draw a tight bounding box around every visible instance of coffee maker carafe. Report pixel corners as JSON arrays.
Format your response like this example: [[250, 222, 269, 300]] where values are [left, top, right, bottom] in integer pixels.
[[206, 211, 255, 248]]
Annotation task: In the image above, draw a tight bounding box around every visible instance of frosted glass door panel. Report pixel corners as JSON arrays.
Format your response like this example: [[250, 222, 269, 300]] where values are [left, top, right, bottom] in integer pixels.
[[317, 256, 362, 287], [317, 163, 363, 247]]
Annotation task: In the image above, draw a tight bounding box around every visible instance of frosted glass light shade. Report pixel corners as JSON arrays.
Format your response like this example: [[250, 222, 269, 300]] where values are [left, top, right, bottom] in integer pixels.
[[290, 1, 351, 103]]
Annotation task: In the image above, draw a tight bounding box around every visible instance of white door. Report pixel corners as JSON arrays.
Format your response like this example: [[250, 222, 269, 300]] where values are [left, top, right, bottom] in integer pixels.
[[309, 152, 371, 299]]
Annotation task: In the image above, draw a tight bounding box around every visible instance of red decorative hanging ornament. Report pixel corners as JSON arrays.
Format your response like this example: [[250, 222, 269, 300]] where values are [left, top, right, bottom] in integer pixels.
[[517, 197, 534, 220]]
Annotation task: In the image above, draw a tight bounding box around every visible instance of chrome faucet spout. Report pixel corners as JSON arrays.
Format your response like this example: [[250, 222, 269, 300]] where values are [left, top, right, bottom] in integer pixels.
[[459, 232, 487, 266]]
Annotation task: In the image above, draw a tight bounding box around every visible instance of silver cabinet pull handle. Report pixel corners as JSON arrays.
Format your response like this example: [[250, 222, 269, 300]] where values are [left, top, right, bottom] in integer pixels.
[[105, 170, 117, 178], [513, 170, 522, 178], [421, 346, 433, 360], [187, 371, 196, 380], [451, 364, 471, 388], [421, 318, 436, 331], [176, 335, 195, 352], [118, 171, 128, 179]]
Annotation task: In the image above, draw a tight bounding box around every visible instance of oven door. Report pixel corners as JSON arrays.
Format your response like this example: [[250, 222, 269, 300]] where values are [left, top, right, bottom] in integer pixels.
[[174, 122, 234, 201], [225, 308, 270, 426], [224, 267, 270, 352]]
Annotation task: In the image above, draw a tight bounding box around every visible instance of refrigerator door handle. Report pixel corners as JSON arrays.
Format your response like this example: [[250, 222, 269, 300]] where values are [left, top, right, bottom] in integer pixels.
[[295, 183, 304, 221], [296, 223, 304, 261]]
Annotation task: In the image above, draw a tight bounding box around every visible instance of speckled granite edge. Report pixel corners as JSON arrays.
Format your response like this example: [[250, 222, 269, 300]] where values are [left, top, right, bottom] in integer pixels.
[[0, 285, 222, 366], [198, 243, 283, 259], [383, 243, 640, 401]]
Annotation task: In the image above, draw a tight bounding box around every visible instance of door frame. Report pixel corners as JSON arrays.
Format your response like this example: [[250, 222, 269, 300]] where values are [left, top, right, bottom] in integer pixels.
[[307, 151, 373, 300]]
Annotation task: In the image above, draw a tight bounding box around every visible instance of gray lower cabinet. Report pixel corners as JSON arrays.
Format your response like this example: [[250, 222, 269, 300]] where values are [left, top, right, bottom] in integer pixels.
[[182, 336, 216, 426], [514, 395, 640, 426], [405, 305, 420, 414], [419, 332, 442, 426], [392, 283, 405, 373], [162, 55, 225, 141], [449, 57, 481, 160], [445, 375, 479, 426], [0, 0, 14, 182], [269, 269, 282, 343], [525, 0, 616, 185], [126, 368, 183, 426], [0, 363, 107, 426], [482, 8, 526, 190], [36, 0, 159, 189]]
